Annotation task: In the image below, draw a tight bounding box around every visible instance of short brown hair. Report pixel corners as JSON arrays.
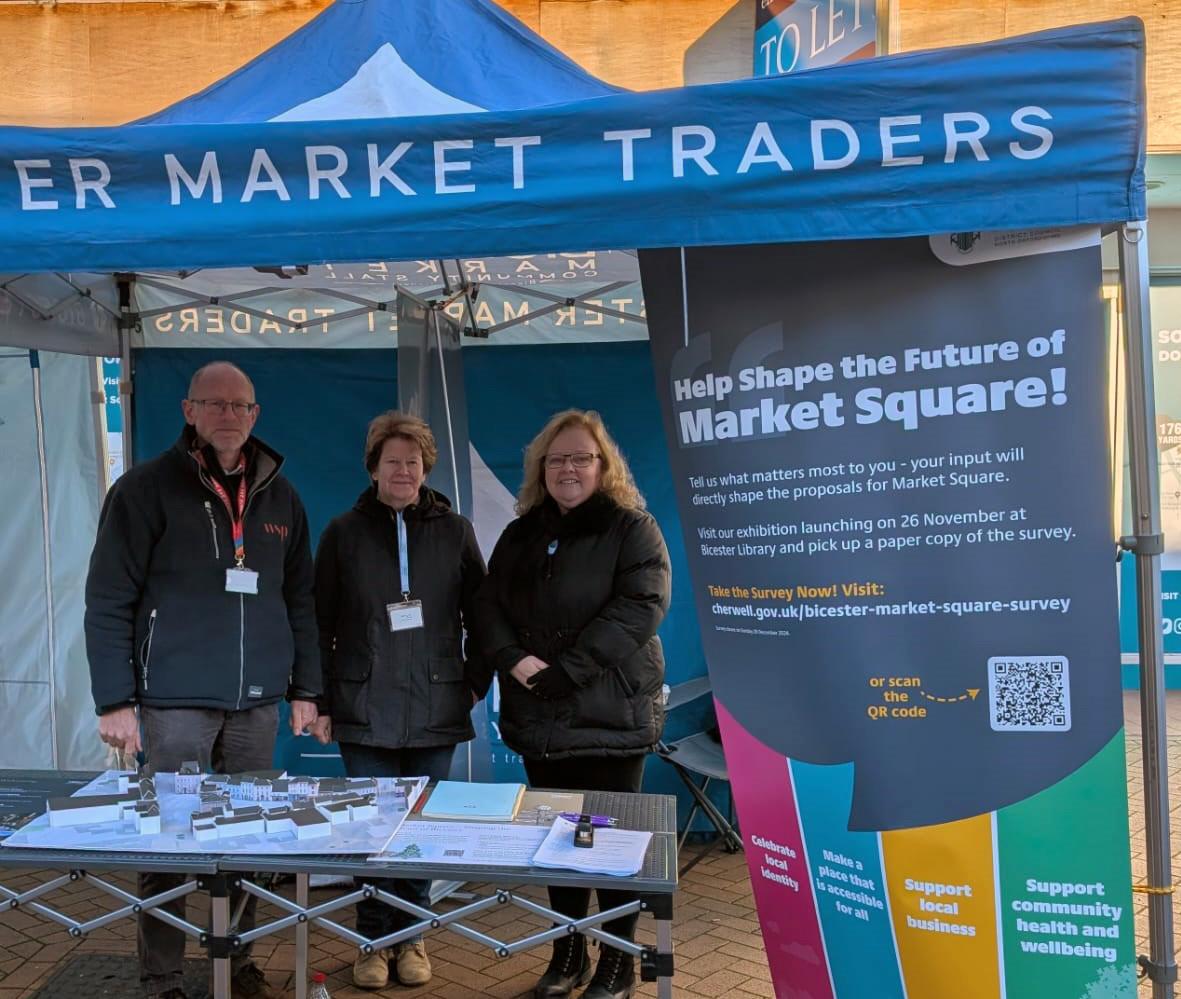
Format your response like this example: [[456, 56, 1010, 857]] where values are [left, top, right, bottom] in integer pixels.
[[364, 411, 438, 475], [516, 409, 644, 515]]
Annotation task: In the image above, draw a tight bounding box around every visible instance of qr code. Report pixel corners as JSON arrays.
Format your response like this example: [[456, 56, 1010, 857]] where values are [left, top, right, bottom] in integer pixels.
[[987, 656, 1071, 732]]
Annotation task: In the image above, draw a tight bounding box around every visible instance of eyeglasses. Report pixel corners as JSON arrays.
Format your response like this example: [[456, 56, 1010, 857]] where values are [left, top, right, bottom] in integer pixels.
[[189, 399, 258, 417], [544, 451, 599, 469]]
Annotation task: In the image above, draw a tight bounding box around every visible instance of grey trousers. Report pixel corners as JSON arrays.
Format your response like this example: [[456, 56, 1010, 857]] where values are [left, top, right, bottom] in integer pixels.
[[137, 703, 279, 996]]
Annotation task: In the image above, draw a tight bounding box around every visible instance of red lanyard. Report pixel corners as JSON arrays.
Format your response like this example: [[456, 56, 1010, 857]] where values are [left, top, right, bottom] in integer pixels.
[[198, 454, 248, 566]]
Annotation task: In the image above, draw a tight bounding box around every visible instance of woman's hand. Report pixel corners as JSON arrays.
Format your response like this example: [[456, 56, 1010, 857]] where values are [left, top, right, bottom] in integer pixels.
[[528, 664, 578, 700], [309, 715, 333, 746], [510, 655, 548, 688]]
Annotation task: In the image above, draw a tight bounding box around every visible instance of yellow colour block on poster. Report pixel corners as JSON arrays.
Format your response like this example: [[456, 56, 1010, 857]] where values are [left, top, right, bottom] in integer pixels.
[[881, 813, 1001, 998]]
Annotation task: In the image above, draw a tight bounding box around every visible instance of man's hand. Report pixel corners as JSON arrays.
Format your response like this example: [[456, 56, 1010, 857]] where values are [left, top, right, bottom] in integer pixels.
[[98, 705, 142, 755], [309, 715, 333, 746], [290, 699, 319, 736], [510, 655, 548, 688]]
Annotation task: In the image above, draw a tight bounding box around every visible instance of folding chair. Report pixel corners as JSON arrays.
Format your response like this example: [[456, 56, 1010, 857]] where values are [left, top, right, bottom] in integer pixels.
[[655, 677, 743, 873]]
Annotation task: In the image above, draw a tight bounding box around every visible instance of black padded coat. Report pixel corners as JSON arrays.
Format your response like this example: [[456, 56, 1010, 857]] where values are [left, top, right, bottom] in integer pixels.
[[475, 492, 671, 760]]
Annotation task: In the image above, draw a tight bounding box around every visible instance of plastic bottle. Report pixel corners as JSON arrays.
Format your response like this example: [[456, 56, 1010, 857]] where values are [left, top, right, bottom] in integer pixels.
[[309, 971, 331, 999]]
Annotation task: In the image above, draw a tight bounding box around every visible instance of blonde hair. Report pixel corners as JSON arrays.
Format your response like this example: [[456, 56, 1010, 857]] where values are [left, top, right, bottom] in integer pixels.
[[364, 411, 438, 475], [516, 409, 644, 515]]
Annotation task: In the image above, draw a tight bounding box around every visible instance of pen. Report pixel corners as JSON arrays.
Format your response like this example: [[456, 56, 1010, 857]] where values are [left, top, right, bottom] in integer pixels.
[[559, 812, 616, 827]]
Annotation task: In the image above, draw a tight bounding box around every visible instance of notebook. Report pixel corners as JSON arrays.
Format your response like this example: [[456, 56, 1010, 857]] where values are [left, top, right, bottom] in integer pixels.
[[420, 780, 526, 822]]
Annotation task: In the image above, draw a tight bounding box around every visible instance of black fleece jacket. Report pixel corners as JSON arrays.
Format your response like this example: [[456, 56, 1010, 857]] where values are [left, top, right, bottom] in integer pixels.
[[85, 427, 320, 713]]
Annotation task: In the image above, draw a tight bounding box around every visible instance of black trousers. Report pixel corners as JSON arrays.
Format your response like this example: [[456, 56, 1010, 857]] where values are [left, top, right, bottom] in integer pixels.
[[338, 742, 457, 939], [523, 754, 646, 942]]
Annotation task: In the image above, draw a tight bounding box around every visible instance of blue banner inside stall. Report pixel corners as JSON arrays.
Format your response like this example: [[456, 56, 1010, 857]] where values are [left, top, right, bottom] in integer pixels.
[[131, 345, 713, 804]]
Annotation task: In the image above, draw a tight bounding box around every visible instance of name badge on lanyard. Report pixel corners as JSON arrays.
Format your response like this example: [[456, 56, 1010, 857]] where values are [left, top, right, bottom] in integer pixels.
[[387, 509, 424, 631], [208, 464, 258, 596], [226, 568, 259, 594], [387, 600, 424, 631]]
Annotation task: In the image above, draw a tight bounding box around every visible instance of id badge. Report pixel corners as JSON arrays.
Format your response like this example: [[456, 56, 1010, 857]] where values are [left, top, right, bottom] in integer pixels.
[[225, 567, 259, 595], [387, 600, 424, 631]]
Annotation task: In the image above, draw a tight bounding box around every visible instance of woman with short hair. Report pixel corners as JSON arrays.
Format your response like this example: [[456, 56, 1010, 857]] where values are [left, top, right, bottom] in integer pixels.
[[476, 409, 672, 999], [312, 411, 487, 991]]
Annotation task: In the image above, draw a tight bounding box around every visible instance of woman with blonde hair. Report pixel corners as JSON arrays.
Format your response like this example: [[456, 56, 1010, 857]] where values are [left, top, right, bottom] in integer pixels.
[[476, 409, 671, 999], [312, 411, 487, 991]]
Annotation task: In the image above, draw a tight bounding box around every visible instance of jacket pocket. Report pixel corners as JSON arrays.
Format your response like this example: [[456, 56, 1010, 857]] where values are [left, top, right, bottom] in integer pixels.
[[426, 656, 469, 733], [203, 501, 221, 561], [330, 651, 374, 725], [573, 670, 636, 732]]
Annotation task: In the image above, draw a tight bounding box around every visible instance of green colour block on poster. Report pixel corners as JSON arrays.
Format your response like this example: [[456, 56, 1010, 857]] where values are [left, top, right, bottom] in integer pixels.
[[997, 731, 1136, 998]]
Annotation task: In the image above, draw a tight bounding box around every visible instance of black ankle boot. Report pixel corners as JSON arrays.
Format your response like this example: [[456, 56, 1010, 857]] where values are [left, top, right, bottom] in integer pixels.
[[580, 944, 635, 999], [534, 933, 591, 998]]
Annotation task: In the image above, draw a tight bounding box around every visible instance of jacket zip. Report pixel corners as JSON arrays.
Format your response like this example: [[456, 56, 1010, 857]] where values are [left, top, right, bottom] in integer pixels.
[[232, 482, 274, 711], [203, 501, 221, 560], [195, 459, 279, 712], [236, 594, 245, 709], [140, 609, 158, 691]]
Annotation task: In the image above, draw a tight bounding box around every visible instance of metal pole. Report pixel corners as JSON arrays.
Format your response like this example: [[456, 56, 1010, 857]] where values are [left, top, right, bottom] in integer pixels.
[[88, 356, 110, 504], [432, 312, 462, 518], [1118, 219, 1177, 998], [211, 889, 231, 999], [29, 351, 60, 770], [429, 307, 472, 784], [655, 916, 673, 999], [295, 873, 309, 999], [117, 276, 135, 468]]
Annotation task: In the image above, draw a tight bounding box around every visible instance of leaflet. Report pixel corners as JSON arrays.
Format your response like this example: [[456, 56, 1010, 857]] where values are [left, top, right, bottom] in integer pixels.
[[379, 819, 547, 866], [531, 817, 652, 877]]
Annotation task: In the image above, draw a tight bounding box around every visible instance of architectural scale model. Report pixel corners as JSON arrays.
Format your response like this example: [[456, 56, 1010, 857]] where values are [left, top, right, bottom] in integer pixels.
[[46, 774, 160, 833], [34, 769, 425, 852], [181, 768, 388, 841]]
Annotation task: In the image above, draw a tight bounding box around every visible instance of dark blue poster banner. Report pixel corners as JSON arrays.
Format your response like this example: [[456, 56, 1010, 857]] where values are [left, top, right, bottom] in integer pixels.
[[640, 234, 1135, 998]]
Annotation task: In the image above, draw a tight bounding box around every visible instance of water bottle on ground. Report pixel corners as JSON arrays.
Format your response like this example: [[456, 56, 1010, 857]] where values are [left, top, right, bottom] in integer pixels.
[[309, 970, 331, 998]]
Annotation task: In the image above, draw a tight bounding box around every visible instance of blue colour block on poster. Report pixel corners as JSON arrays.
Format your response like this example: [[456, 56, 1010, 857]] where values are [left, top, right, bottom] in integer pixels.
[[789, 759, 905, 999]]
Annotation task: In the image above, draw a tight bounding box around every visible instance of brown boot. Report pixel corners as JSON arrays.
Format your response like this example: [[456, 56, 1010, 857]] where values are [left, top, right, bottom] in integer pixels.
[[352, 947, 391, 989], [395, 938, 432, 986]]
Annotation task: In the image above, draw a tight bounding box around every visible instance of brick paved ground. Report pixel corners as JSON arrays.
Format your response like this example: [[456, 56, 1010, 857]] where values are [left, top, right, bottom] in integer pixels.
[[0, 691, 1176, 997]]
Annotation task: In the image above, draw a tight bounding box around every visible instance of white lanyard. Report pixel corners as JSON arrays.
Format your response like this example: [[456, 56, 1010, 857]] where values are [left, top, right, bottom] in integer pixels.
[[396, 510, 410, 599]]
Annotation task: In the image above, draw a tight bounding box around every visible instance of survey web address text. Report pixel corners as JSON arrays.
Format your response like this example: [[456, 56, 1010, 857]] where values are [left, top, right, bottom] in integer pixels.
[[711, 597, 1072, 622]]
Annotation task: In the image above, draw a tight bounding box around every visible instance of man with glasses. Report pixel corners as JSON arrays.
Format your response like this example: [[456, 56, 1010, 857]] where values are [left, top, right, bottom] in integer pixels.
[[84, 361, 320, 999]]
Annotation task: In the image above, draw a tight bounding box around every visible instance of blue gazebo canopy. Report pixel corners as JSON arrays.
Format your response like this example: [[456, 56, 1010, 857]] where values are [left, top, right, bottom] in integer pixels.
[[0, 13, 1146, 274]]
